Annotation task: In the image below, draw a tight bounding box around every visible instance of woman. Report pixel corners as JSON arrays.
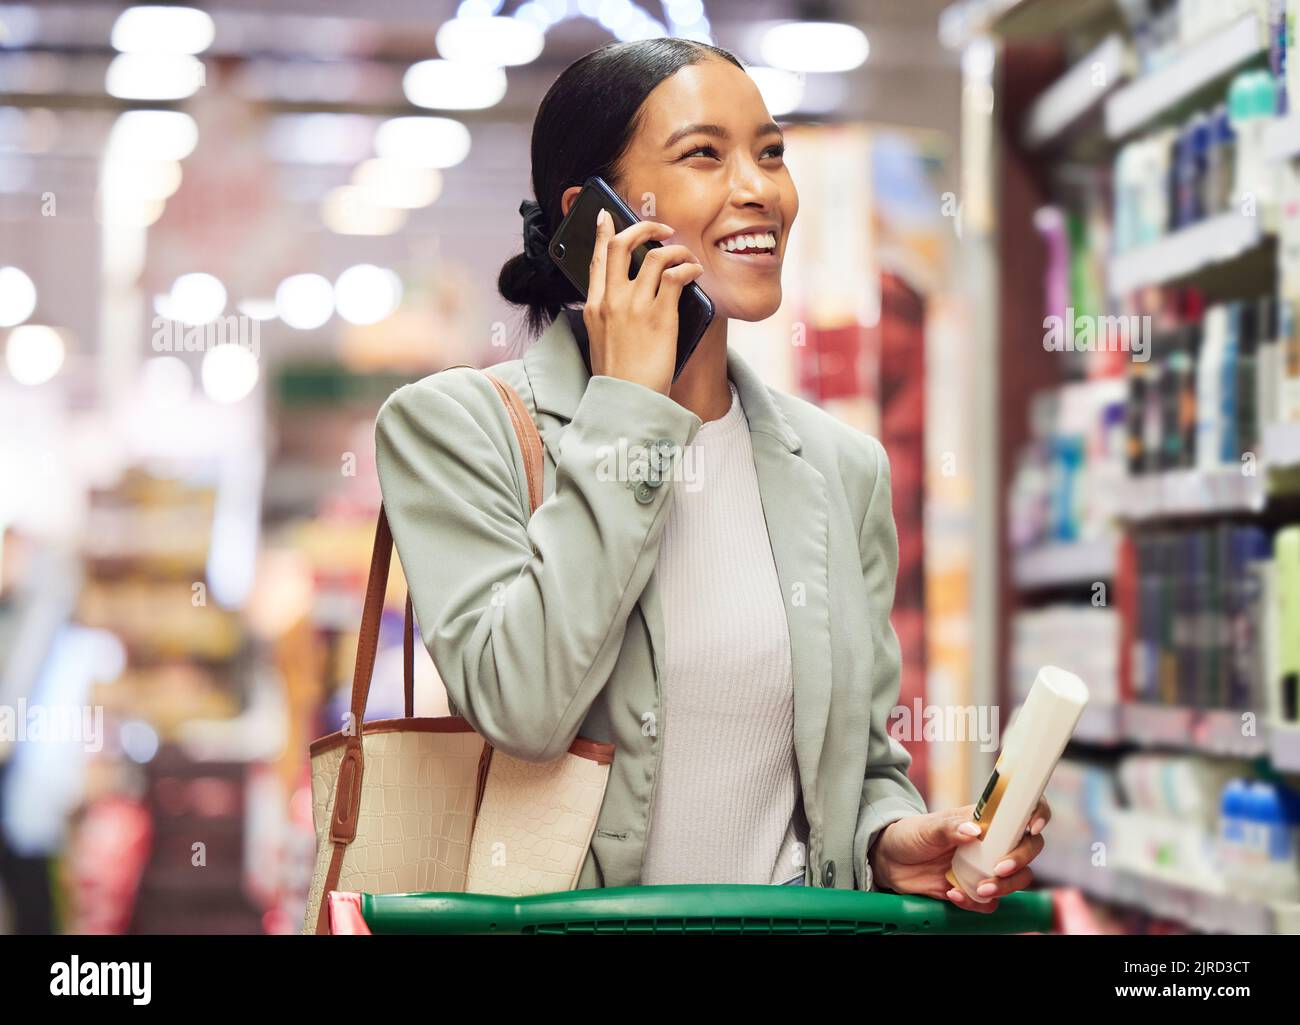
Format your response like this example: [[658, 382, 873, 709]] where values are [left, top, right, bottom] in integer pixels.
[[375, 38, 1049, 911]]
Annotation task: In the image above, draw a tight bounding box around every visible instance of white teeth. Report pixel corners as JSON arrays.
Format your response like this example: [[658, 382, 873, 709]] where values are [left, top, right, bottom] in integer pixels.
[[716, 231, 776, 253]]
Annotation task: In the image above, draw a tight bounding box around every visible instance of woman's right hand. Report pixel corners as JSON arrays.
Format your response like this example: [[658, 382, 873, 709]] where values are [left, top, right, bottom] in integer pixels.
[[583, 207, 704, 396]]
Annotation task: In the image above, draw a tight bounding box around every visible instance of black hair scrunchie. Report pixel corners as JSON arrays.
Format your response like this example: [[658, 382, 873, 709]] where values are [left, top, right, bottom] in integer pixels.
[[519, 198, 554, 273]]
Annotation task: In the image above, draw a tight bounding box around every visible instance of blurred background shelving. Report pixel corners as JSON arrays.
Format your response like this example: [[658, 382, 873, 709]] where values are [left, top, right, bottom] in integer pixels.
[[977, 0, 1300, 934]]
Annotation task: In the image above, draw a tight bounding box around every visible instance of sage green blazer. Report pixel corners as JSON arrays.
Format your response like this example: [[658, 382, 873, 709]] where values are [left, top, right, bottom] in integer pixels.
[[374, 310, 928, 890]]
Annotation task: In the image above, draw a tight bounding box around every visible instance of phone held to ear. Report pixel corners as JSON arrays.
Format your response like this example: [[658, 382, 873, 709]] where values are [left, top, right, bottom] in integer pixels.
[[547, 175, 714, 383]]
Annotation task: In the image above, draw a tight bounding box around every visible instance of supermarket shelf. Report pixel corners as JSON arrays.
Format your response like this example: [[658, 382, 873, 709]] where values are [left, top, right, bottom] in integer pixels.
[[1271, 723, 1300, 773], [1023, 35, 1127, 149], [1032, 844, 1127, 903], [1264, 422, 1300, 469], [1117, 863, 1276, 934], [1265, 114, 1300, 161], [939, 0, 1117, 47], [1013, 538, 1117, 589], [1121, 704, 1269, 759], [1108, 211, 1265, 296], [1115, 468, 1267, 520], [1034, 846, 1289, 933], [1104, 13, 1264, 140], [1073, 703, 1124, 745], [1276, 902, 1300, 934]]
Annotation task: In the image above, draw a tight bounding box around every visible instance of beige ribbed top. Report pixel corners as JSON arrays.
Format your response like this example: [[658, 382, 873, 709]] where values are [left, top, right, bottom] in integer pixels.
[[640, 379, 808, 886]]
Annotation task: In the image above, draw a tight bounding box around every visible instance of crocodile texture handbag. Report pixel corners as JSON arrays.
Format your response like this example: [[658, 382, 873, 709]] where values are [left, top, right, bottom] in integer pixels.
[[303, 370, 614, 934]]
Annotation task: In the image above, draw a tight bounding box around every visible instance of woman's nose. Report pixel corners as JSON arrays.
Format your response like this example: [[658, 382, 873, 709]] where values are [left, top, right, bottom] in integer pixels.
[[727, 161, 780, 209]]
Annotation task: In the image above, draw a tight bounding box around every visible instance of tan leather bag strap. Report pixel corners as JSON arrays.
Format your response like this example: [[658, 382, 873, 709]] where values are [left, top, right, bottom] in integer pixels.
[[350, 366, 545, 725]]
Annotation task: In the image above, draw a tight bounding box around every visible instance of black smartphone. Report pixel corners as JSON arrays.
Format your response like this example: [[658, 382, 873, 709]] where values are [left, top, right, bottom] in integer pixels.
[[547, 175, 714, 382]]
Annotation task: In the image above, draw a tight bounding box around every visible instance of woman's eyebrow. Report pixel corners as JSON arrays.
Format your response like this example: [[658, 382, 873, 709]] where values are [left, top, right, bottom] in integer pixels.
[[662, 121, 785, 149]]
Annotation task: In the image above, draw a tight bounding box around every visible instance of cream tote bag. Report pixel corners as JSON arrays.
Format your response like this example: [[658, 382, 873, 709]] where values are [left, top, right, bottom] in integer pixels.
[[303, 371, 614, 934]]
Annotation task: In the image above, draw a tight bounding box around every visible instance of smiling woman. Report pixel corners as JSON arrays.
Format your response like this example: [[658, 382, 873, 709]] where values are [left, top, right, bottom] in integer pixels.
[[375, 37, 1050, 907]]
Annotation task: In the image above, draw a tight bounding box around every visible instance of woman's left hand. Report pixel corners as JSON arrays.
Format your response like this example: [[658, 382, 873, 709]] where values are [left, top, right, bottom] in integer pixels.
[[867, 798, 1051, 914]]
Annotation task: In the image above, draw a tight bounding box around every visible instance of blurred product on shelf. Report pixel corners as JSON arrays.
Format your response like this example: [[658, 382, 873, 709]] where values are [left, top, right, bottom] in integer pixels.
[[1219, 776, 1300, 899], [1012, 607, 1120, 708], [128, 747, 262, 934], [1275, 526, 1300, 722], [1122, 0, 1292, 85], [1113, 69, 1280, 248], [1009, 380, 1126, 551], [63, 792, 152, 935], [1037, 756, 1121, 881], [1116, 754, 1245, 881], [1128, 524, 1277, 711], [1112, 752, 1300, 903]]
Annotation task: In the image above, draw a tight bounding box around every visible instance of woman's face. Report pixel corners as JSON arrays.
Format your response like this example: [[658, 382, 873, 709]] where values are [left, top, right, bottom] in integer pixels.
[[564, 57, 798, 323]]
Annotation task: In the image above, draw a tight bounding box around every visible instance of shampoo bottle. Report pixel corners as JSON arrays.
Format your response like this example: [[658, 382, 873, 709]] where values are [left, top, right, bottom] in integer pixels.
[[947, 666, 1090, 903]]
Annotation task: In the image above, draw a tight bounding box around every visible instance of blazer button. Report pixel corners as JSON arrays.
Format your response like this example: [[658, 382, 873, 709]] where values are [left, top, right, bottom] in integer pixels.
[[648, 437, 676, 472], [821, 860, 836, 887], [633, 481, 655, 504]]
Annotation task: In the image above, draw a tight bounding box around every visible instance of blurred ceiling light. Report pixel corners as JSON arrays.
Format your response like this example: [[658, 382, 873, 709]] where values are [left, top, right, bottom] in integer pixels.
[[107, 110, 199, 161], [0, 266, 37, 327], [436, 15, 544, 66], [334, 264, 403, 326], [403, 59, 508, 110], [119, 720, 160, 764], [5, 324, 65, 386], [201, 344, 260, 402], [275, 273, 334, 330], [266, 113, 375, 166], [760, 21, 869, 73], [746, 66, 805, 116], [352, 159, 443, 209], [515, 0, 566, 28], [141, 355, 193, 408], [321, 186, 408, 236], [597, 0, 637, 32], [95, 193, 165, 227], [611, 10, 668, 41], [166, 272, 227, 326], [0, 6, 39, 47], [675, 16, 712, 43], [100, 159, 183, 201], [106, 53, 206, 101], [666, 0, 705, 24], [236, 298, 277, 321], [0, 156, 33, 194], [111, 5, 215, 55], [374, 116, 471, 169]]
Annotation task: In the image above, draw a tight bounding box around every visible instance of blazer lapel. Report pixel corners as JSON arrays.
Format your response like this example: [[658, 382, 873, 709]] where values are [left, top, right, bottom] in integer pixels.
[[519, 311, 835, 814]]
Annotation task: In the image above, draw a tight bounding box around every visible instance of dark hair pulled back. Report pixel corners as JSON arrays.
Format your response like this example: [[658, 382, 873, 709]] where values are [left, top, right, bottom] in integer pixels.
[[498, 37, 744, 339]]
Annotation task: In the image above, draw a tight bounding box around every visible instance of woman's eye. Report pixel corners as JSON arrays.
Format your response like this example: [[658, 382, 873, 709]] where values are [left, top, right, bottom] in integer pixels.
[[680, 143, 784, 160]]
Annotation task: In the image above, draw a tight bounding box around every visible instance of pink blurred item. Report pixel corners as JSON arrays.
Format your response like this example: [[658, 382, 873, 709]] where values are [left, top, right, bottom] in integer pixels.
[[1052, 887, 1106, 935], [66, 795, 153, 934], [328, 891, 370, 935]]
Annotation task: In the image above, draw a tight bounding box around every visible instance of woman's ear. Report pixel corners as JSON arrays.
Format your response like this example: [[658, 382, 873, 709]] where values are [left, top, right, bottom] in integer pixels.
[[560, 184, 582, 218]]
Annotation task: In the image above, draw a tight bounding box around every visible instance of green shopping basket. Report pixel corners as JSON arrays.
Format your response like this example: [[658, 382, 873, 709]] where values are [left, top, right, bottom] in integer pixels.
[[330, 884, 1056, 935]]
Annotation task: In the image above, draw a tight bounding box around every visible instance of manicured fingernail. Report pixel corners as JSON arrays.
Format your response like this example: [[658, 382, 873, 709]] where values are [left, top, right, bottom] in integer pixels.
[[957, 821, 980, 836], [1030, 817, 1046, 835], [994, 859, 1016, 876], [977, 882, 998, 897], [597, 209, 608, 227], [947, 888, 965, 902]]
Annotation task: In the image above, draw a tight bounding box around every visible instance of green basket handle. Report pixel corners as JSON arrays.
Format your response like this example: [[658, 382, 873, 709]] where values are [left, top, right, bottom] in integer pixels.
[[360, 884, 1055, 935]]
